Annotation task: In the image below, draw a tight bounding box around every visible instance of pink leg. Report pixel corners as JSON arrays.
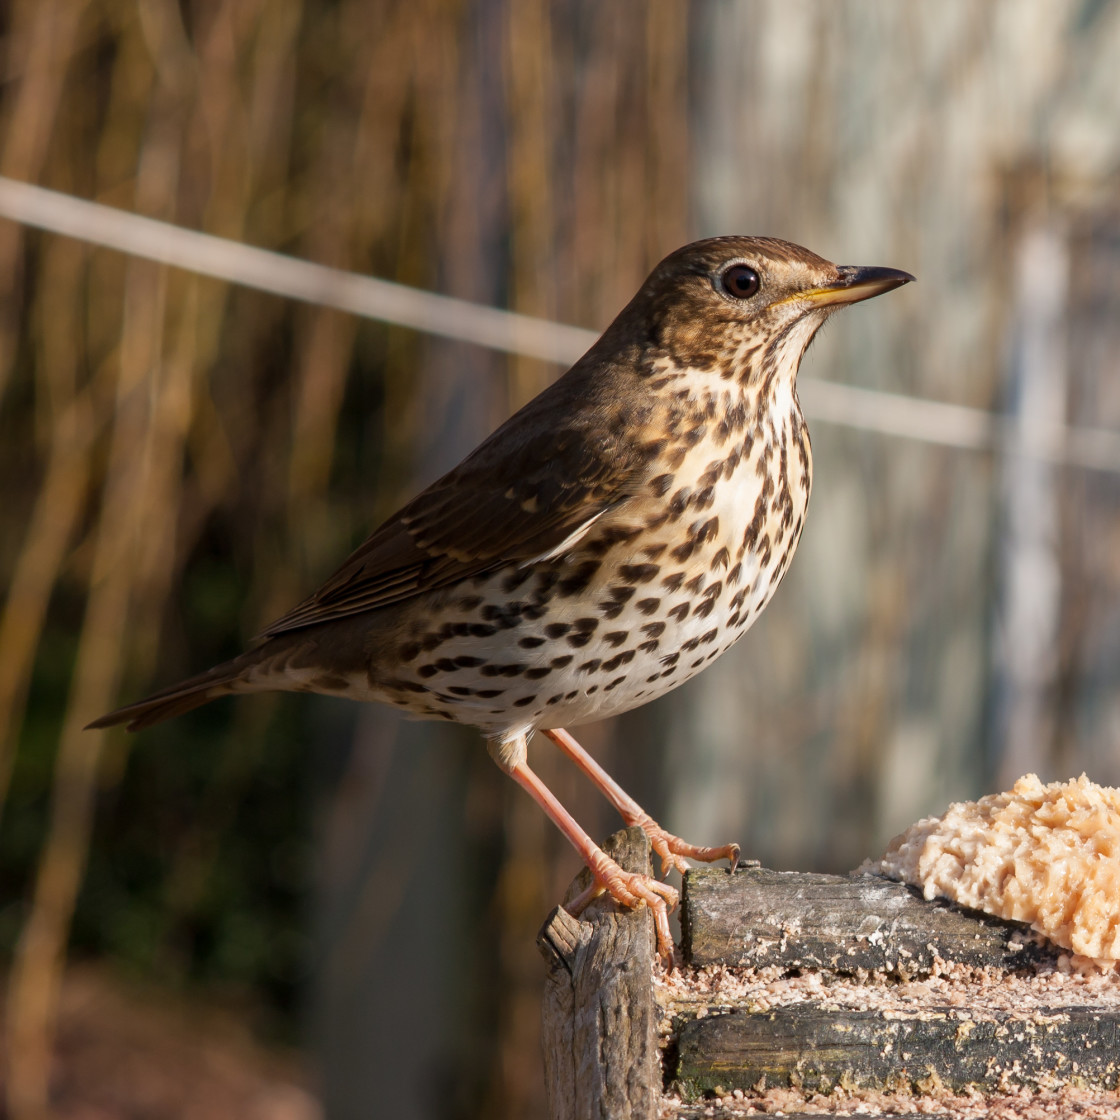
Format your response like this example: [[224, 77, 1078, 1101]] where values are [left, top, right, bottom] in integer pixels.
[[506, 756, 678, 962], [542, 727, 740, 878]]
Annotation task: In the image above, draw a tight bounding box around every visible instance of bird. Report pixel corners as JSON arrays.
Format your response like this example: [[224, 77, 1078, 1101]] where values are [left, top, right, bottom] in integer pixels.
[[89, 236, 913, 961]]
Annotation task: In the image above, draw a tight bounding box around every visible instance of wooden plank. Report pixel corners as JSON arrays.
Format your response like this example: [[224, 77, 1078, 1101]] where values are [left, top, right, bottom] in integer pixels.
[[682, 866, 1048, 972], [537, 827, 658, 1120], [674, 1003, 1120, 1096]]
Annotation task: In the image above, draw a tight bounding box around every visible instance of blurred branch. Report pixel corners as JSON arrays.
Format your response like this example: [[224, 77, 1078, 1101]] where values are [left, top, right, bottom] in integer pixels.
[[3, 174, 1120, 471], [0, 390, 100, 827], [0, 0, 94, 412]]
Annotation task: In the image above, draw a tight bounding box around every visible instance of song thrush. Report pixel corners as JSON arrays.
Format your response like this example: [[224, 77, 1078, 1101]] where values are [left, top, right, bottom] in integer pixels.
[[90, 236, 912, 960]]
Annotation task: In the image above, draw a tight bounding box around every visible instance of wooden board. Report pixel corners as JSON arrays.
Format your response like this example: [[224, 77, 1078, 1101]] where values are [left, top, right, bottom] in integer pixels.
[[682, 865, 1047, 973], [675, 1003, 1120, 1095]]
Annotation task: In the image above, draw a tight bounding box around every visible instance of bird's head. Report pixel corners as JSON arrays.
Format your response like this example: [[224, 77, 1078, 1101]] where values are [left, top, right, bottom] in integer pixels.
[[612, 235, 913, 387]]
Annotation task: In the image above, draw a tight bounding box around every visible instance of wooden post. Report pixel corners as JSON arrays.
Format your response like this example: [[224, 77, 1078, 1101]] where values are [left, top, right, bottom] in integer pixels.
[[537, 827, 659, 1120]]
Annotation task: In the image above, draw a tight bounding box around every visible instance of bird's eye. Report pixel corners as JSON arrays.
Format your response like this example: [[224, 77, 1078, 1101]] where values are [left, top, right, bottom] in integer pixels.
[[719, 264, 761, 300]]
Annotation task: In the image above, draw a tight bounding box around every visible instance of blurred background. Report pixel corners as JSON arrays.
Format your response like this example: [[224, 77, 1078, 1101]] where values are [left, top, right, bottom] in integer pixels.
[[2, 0, 1120, 1117]]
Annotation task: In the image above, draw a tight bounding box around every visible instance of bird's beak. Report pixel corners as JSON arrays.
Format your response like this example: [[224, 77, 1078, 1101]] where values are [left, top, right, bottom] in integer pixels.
[[796, 264, 915, 308]]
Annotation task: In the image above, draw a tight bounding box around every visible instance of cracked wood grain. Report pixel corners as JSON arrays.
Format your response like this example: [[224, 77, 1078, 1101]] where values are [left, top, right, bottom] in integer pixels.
[[537, 826, 658, 1120]]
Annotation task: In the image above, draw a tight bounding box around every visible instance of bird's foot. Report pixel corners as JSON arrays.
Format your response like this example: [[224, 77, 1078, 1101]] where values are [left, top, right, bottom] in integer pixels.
[[629, 812, 740, 880], [566, 847, 680, 965]]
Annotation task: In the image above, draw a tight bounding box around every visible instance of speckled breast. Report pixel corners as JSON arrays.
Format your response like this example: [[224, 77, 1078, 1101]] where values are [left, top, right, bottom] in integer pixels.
[[375, 393, 813, 736]]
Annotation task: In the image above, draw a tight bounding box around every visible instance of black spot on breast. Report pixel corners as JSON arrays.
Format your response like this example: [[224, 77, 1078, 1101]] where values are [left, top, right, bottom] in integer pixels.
[[693, 516, 720, 544], [546, 694, 563, 705], [700, 628, 718, 645], [513, 695, 537, 707], [667, 489, 691, 520], [476, 688, 504, 699], [727, 563, 742, 586], [604, 676, 627, 691], [670, 541, 694, 563], [453, 656, 483, 668], [399, 643, 421, 663], [742, 495, 767, 552], [650, 473, 674, 496], [448, 686, 473, 696], [619, 563, 660, 584], [503, 568, 533, 593], [578, 659, 602, 673], [458, 595, 483, 610], [469, 623, 497, 637], [642, 621, 665, 637], [638, 640, 659, 653], [711, 547, 730, 571], [684, 574, 705, 595], [567, 631, 594, 648], [602, 650, 635, 671], [558, 560, 600, 597], [551, 654, 574, 668], [518, 636, 545, 649], [603, 631, 629, 647], [635, 597, 660, 615], [642, 543, 668, 561], [417, 664, 440, 679], [667, 602, 689, 622], [525, 667, 552, 680], [693, 486, 715, 510], [544, 622, 571, 638], [599, 586, 636, 619], [587, 685, 599, 694], [695, 586, 722, 619], [661, 571, 685, 592], [586, 524, 643, 556], [481, 663, 528, 677]]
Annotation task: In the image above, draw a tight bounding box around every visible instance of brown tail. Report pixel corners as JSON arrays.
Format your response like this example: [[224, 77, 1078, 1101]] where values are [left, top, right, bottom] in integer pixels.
[[86, 658, 249, 733]]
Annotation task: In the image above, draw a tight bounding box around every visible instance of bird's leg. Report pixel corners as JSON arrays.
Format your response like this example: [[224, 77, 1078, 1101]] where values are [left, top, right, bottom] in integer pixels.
[[502, 754, 678, 962], [542, 727, 740, 879]]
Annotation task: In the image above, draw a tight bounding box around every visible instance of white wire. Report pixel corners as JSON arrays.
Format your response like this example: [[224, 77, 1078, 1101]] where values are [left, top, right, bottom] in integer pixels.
[[0, 176, 594, 363], [2, 175, 1119, 472]]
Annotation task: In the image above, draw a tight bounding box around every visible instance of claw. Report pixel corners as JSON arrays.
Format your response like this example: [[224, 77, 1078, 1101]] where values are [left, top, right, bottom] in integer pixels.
[[567, 846, 680, 963], [637, 817, 740, 880]]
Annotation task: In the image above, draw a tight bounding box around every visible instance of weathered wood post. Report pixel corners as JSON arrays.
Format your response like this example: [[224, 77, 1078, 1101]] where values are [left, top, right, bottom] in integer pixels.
[[539, 828, 1120, 1118], [537, 827, 659, 1120]]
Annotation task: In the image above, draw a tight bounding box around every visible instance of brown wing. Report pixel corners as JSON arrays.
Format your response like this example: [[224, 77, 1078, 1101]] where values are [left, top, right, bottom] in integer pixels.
[[259, 369, 650, 637]]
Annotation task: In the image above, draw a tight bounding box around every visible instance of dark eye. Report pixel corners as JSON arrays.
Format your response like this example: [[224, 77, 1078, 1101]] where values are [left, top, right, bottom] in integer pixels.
[[720, 264, 760, 300]]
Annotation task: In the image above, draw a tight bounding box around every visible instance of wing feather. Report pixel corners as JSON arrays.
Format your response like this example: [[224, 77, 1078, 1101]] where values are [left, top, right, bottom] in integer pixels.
[[260, 359, 651, 637]]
